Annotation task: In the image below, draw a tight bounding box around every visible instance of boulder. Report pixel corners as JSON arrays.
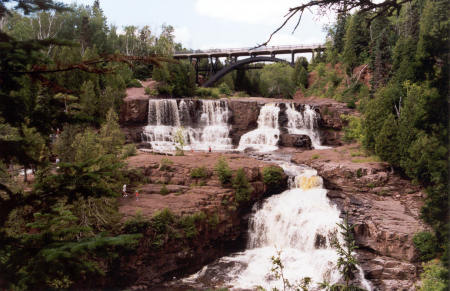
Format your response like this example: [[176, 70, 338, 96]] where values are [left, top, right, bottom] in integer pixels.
[[228, 100, 260, 145], [280, 134, 312, 149]]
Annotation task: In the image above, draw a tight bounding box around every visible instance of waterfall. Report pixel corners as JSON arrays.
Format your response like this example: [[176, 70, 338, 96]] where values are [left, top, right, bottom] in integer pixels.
[[181, 161, 372, 290], [285, 103, 328, 149], [142, 99, 232, 152], [238, 103, 281, 152]]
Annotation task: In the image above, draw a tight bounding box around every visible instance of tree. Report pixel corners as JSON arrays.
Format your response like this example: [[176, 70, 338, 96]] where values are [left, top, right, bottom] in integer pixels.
[[330, 216, 362, 289], [260, 63, 296, 98]]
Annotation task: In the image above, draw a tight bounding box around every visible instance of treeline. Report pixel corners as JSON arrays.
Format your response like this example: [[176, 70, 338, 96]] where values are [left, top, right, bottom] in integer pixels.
[[309, 0, 448, 286], [0, 1, 184, 289]]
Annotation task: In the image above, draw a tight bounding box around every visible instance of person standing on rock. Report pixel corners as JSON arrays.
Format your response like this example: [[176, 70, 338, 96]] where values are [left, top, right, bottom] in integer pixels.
[[122, 184, 127, 197], [135, 190, 139, 201]]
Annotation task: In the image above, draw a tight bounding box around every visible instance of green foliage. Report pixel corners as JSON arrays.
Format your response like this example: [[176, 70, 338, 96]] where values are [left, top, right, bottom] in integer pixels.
[[121, 143, 137, 158], [419, 260, 448, 291], [159, 157, 173, 171], [190, 166, 209, 179], [174, 127, 185, 156], [262, 166, 284, 192], [342, 13, 370, 75], [293, 57, 309, 89], [218, 82, 232, 95], [260, 63, 296, 98], [160, 184, 169, 195], [122, 212, 151, 234], [126, 79, 142, 88], [232, 168, 253, 204], [330, 216, 360, 288], [196, 87, 220, 99], [413, 231, 438, 261], [153, 61, 196, 97], [341, 115, 363, 143], [178, 212, 206, 239], [215, 156, 233, 186], [150, 208, 175, 248], [99, 108, 125, 155]]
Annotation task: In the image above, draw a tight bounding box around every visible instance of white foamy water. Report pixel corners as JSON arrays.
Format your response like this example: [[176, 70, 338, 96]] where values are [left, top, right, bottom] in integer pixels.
[[238, 103, 281, 152], [182, 163, 371, 290], [285, 103, 329, 149], [142, 99, 232, 152]]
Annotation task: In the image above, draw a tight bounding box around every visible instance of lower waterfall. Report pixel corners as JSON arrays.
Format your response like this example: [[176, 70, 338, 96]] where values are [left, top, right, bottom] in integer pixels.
[[177, 160, 371, 290]]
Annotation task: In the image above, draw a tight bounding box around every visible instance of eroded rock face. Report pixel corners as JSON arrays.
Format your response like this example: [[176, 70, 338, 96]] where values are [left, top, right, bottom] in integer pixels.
[[279, 133, 312, 149], [228, 100, 260, 145], [293, 147, 427, 290], [120, 96, 149, 125]]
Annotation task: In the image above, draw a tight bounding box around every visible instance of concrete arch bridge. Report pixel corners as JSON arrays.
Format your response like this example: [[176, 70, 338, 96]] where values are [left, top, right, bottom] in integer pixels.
[[173, 44, 325, 87]]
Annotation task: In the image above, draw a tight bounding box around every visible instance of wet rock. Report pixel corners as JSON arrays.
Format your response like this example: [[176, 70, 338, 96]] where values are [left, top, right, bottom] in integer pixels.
[[228, 100, 260, 145], [279, 134, 312, 149]]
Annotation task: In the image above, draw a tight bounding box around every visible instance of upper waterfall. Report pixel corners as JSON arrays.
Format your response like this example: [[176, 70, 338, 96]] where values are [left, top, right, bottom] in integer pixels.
[[142, 99, 232, 151], [238, 103, 281, 152]]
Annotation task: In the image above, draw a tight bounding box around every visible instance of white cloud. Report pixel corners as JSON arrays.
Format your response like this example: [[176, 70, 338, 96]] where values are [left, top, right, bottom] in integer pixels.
[[174, 26, 191, 45], [195, 0, 300, 25]]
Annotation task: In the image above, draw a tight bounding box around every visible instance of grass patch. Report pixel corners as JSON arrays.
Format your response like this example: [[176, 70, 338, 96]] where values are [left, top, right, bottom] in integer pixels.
[[351, 156, 381, 163], [160, 184, 169, 195], [311, 154, 320, 159]]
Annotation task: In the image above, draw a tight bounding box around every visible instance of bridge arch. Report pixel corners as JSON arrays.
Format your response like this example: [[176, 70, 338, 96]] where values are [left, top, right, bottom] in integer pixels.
[[202, 56, 292, 88]]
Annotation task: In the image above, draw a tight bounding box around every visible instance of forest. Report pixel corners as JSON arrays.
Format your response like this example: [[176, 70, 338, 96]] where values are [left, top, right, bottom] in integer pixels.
[[0, 0, 448, 290]]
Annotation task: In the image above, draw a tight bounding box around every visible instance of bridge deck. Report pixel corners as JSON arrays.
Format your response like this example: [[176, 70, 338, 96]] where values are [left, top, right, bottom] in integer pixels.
[[174, 44, 325, 59]]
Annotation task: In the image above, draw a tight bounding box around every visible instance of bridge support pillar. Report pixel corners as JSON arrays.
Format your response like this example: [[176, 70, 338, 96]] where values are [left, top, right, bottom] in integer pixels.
[[194, 58, 199, 84], [291, 52, 295, 65]]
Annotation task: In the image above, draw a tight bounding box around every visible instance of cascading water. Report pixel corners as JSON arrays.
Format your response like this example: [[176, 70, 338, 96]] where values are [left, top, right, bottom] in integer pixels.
[[238, 103, 281, 152], [142, 99, 232, 151], [179, 160, 372, 291], [285, 103, 329, 149]]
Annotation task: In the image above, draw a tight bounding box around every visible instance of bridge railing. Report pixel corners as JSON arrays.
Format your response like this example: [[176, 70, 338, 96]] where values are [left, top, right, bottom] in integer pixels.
[[174, 43, 325, 56]]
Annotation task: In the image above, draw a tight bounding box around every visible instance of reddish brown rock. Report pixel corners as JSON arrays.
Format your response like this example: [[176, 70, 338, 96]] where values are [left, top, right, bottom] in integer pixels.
[[280, 133, 312, 149], [120, 95, 149, 125]]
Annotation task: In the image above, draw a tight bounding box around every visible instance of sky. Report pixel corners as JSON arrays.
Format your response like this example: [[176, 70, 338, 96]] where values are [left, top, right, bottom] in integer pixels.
[[60, 0, 334, 51]]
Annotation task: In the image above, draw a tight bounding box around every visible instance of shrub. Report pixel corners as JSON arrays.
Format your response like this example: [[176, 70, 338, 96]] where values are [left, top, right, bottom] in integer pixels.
[[233, 168, 253, 203], [121, 143, 137, 158], [144, 86, 158, 96], [126, 79, 142, 88], [413, 231, 438, 261], [341, 115, 364, 143], [419, 259, 448, 291], [159, 157, 173, 171], [215, 157, 232, 186], [196, 87, 220, 99], [312, 154, 320, 159], [151, 208, 176, 247], [190, 166, 209, 179], [178, 212, 206, 239], [218, 83, 232, 95], [160, 184, 169, 195], [122, 212, 150, 234], [262, 166, 284, 191]]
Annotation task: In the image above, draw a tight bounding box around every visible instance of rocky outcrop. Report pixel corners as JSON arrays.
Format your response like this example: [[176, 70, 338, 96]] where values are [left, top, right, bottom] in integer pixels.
[[228, 100, 260, 145], [104, 152, 287, 289], [293, 145, 427, 290], [120, 96, 149, 125], [279, 133, 312, 149]]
